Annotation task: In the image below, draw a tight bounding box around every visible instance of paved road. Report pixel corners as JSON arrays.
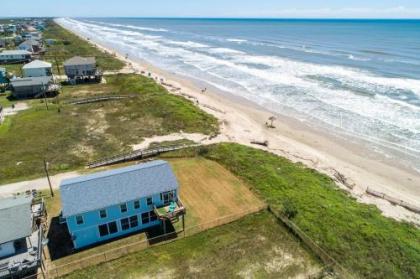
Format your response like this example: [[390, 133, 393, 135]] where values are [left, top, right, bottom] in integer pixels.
[[0, 171, 80, 197]]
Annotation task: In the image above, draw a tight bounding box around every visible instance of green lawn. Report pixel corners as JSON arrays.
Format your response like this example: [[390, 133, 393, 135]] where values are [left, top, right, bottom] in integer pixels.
[[3, 63, 23, 77], [193, 143, 420, 279], [61, 211, 322, 279], [0, 74, 218, 184], [42, 20, 125, 73]]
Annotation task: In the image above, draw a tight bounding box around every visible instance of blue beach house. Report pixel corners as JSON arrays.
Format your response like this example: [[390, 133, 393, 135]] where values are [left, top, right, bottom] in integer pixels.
[[59, 160, 186, 250]]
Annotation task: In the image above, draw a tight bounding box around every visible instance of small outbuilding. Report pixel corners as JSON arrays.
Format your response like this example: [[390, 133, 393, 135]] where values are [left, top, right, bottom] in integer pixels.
[[23, 60, 52, 77], [63, 56, 102, 83]]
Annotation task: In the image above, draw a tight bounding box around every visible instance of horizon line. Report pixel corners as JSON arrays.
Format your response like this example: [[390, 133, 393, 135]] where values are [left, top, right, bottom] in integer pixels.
[[1, 16, 420, 20]]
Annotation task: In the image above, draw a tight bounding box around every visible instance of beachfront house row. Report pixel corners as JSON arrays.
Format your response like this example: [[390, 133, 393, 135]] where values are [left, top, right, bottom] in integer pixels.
[[59, 160, 186, 249], [10, 76, 58, 99], [0, 50, 32, 64], [63, 56, 102, 83], [0, 195, 46, 279], [23, 60, 52, 77]]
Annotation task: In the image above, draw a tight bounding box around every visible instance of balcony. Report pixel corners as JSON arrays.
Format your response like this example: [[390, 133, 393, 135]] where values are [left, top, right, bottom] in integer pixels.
[[153, 199, 186, 222]]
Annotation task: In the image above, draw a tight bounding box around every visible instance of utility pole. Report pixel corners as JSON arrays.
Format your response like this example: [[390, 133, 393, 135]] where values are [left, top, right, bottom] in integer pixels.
[[54, 56, 61, 76], [43, 159, 54, 197], [42, 83, 49, 110]]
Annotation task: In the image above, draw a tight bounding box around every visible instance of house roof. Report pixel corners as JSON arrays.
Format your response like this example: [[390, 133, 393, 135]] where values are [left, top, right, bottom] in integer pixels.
[[0, 50, 32, 56], [19, 40, 40, 47], [60, 160, 179, 217], [63, 56, 96, 66], [0, 195, 33, 244], [23, 60, 52, 69], [11, 76, 52, 87]]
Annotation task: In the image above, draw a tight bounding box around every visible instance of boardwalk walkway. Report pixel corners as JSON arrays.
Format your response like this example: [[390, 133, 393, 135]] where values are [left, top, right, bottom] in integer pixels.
[[88, 144, 200, 168]]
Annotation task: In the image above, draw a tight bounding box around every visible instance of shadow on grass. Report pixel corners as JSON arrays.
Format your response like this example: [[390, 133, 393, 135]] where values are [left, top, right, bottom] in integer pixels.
[[47, 218, 178, 261]]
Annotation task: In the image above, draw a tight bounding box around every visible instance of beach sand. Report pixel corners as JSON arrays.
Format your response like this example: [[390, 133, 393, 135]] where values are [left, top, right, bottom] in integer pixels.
[[56, 20, 420, 225]]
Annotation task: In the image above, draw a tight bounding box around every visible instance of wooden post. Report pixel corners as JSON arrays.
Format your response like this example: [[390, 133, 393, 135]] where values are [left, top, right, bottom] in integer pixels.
[[43, 159, 54, 197], [182, 214, 185, 237]]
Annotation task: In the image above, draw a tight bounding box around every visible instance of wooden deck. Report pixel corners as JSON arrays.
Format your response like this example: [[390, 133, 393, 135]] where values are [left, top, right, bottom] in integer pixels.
[[154, 199, 186, 222]]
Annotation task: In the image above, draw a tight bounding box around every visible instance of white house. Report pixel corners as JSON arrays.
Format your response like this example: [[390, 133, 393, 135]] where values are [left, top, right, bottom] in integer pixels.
[[0, 195, 47, 278], [23, 60, 52, 77], [0, 50, 32, 63]]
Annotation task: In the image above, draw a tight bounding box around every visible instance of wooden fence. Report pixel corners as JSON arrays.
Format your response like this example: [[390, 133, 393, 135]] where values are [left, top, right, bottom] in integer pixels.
[[47, 205, 266, 278], [268, 206, 355, 279]]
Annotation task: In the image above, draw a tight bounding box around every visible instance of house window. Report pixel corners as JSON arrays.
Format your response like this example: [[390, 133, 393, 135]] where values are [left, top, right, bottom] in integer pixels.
[[130, 216, 138, 228], [108, 221, 118, 234], [160, 191, 175, 205], [142, 211, 157, 224], [134, 200, 140, 209], [99, 209, 107, 219], [146, 197, 153, 206], [121, 218, 130, 231], [120, 203, 128, 213], [99, 224, 108, 237], [76, 215, 84, 225], [141, 212, 150, 224], [99, 221, 118, 237], [121, 215, 138, 230]]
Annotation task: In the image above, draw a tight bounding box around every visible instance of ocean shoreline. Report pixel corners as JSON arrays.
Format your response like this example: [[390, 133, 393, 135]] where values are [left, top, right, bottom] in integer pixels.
[[55, 18, 420, 225]]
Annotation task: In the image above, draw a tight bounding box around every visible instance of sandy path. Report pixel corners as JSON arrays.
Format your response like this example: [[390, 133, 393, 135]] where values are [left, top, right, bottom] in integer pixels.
[[7, 20, 419, 225]]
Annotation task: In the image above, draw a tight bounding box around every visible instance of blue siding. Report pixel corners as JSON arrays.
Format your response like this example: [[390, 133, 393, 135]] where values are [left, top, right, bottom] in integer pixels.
[[66, 191, 176, 249]]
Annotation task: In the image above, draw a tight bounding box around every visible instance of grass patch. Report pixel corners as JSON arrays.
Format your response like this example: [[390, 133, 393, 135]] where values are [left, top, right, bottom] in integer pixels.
[[42, 20, 125, 73], [0, 74, 218, 184], [61, 211, 322, 279], [3, 63, 23, 77], [197, 143, 420, 279]]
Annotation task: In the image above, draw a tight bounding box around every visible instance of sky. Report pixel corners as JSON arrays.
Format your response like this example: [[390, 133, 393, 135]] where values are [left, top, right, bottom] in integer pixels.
[[2, 0, 420, 18]]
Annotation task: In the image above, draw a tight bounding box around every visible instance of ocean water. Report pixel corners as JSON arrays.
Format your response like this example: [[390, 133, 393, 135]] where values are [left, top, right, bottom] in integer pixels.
[[56, 18, 420, 172]]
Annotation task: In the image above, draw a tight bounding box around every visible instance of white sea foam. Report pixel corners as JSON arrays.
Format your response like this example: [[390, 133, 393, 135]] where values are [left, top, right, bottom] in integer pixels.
[[227, 38, 248, 43], [167, 41, 210, 48], [57, 18, 420, 165]]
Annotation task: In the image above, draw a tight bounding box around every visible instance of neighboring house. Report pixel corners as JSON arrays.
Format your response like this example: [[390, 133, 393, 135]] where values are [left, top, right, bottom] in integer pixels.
[[23, 60, 52, 77], [60, 160, 186, 249], [0, 50, 32, 64], [10, 76, 58, 99], [0, 67, 7, 84], [14, 35, 23, 45], [18, 40, 41, 53], [63, 56, 102, 83], [0, 195, 46, 279]]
